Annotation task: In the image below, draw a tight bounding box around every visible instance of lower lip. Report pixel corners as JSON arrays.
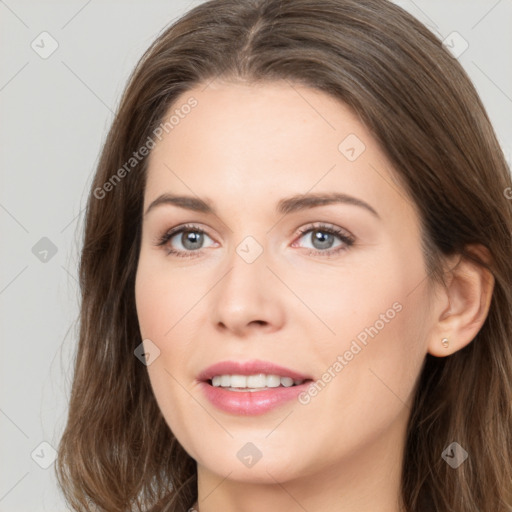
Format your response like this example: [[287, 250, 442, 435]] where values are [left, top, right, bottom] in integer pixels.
[[199, 380, 312, 415]]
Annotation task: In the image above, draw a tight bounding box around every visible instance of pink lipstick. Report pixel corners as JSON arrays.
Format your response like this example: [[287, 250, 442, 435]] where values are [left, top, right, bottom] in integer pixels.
[[197, 360, 314, 415]]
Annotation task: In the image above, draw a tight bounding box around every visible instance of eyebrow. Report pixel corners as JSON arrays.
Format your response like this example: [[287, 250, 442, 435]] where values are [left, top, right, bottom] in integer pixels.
[[144, 192, 380, 219]]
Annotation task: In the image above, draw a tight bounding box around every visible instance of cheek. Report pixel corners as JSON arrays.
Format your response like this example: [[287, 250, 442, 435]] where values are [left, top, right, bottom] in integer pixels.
[[135, 253, 195, 340], [135, 285, 168, 343], [307, 241, 429, 402], [135, 261, 195, 439], [134, 254, 203, 395]]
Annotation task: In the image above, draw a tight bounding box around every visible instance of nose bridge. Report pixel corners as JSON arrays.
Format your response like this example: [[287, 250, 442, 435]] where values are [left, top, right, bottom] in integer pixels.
[[211, 230, 284, 332], [222, 232, 269, 297]]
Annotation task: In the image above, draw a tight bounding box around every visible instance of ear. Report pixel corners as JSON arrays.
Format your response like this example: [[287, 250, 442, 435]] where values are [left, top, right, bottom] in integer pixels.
[[427, 244, 495, 357]]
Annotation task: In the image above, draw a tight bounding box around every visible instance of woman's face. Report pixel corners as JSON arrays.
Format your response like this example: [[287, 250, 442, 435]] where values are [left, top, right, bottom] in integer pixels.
[[135, 80, 439, 487]]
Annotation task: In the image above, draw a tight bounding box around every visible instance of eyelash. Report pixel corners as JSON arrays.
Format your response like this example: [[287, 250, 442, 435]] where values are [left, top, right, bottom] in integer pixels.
[[155, 222, 355, 259]]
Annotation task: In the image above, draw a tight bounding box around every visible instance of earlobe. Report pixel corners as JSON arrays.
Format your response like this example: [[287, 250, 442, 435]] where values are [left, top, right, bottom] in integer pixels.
[[427, 244, 495, 357]]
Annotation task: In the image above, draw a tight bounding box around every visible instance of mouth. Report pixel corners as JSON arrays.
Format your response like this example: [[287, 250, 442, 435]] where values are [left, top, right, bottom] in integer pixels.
[[197, 360, 315, 415]]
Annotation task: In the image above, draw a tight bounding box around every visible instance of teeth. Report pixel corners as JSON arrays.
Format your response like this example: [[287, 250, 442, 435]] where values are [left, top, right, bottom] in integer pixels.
[[211, 374, 305, 389]]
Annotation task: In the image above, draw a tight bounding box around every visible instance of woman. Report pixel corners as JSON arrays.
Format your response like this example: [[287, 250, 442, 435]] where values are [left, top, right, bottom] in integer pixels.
[[55, 0, 512, 511]]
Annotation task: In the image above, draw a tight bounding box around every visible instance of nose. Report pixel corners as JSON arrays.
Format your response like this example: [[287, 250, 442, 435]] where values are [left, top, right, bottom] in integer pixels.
[[211, 242, 286, 337]]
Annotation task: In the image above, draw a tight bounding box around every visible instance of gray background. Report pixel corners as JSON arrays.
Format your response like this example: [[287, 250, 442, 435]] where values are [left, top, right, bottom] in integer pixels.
[[1, 1, 511, 510]]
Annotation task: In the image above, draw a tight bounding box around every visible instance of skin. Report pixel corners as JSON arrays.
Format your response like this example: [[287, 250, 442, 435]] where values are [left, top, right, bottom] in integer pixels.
[[134, 80, 494, 512]]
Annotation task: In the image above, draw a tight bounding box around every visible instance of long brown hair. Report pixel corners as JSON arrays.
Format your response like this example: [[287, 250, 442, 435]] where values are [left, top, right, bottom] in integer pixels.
[[55, 1, 512, 511]]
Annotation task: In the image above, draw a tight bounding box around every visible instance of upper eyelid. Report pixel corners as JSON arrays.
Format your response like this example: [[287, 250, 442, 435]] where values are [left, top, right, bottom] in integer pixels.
[[297, 222, 353, 236]]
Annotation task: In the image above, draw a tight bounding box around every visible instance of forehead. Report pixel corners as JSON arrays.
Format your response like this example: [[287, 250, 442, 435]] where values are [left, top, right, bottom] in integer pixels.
[[143, 80, 416, 224], [148, 80, 360, 171]]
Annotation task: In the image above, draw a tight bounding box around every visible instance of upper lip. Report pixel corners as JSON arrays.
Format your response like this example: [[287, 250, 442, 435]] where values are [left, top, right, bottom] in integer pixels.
[[197, 360, 313, 382]]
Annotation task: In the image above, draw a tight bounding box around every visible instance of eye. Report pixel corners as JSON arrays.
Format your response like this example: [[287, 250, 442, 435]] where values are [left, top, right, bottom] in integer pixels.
[[155, 223, 216, 258], [154, 222, 355, 259], [293, 223, 355, 257]]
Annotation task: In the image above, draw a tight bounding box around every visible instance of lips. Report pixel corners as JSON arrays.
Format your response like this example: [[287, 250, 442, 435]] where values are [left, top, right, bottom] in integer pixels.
[[199, 380, 313, 415], [196, 360, 315, 415], [197, 359, 313, 382]]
